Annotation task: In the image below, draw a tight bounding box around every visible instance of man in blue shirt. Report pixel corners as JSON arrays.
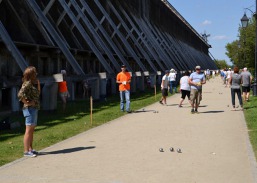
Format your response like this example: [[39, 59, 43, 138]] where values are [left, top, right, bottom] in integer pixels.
[[189, 66, 206, 113]]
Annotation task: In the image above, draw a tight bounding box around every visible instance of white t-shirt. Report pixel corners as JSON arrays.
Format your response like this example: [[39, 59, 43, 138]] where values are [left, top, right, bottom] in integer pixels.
[[168, 73, 176, 81], [227, 70, 232, 79], [161, 75, 169, 89], [180, 76, 190, 91]]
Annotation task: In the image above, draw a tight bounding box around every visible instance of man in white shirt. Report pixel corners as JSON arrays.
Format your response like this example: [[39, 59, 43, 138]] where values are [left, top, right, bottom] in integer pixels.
[[168, 68, 177, 94], [159, 70, 170, 105], [226, 68, 232, 87], [241, 67, 253, 101], [178, 71, 191, 107]]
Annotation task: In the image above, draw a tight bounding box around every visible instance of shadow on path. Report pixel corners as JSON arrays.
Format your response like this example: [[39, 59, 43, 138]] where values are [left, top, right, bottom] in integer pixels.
[[198, 105, 208, 107], [39, 146, 95, 155], [133, 109, 157, 113], [166, 104, 178, 106], [200, 110, 224, 114]]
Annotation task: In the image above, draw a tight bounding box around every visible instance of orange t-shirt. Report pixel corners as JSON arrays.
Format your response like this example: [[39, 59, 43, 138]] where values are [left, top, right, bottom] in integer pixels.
[[58, 81, 68, 93], [117, 72, 131, 91]]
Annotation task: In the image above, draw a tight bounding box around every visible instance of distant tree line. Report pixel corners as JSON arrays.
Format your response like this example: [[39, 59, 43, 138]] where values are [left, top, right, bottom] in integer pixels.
[[214, 59, 229, 69]]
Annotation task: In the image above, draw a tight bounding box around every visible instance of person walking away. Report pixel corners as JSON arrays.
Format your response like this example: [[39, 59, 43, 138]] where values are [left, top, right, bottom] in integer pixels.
[[212, 70, 215, 78], [229, 67, 243, 111], [58, 70, 70, 112], [18, 66, 40, 157], [206, 69, 210, 81], [168, 68, 177, 94], [241, 67, 253, 102], [116, 65, 131, 113], [223, 69, 227, 85], [159, 70, 170, 105], [225, 68, 232, 87], [178, 71, 191, 107], [189, 66, 206, 113]]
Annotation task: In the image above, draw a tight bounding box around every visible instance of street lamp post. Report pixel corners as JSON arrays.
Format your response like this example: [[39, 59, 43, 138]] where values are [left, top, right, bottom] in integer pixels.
[[241, 14, 248, 67], [241, 5, 257, 96]]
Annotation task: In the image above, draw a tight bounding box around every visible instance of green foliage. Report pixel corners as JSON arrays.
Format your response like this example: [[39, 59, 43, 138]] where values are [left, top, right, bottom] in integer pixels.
[[226, 16, 256, 70], [214, 59, 229, 69], [244, 95, 257, 158]]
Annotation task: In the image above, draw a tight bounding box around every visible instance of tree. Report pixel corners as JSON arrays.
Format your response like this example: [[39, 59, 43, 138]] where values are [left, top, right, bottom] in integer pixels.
[[214, 59, 229, 69], [226, 41, 240, 67], [226, 16, 255, 71]]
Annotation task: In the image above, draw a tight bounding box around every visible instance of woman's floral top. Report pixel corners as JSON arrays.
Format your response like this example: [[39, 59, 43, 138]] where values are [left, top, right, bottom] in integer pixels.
[[18, 81, 40, 109]]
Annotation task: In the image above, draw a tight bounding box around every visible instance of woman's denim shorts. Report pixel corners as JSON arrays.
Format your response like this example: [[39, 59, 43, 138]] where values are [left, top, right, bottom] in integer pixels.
[[22, 107, 38, 126]]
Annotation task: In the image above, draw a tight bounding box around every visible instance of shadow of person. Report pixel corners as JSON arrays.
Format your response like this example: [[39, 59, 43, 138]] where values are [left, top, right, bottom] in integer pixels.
[[166, 104, 178, 106], [133, 109, 155, 113], [198, 105, 208, 107], [200, 110, 224, 114], [39, 146, 95, 155]]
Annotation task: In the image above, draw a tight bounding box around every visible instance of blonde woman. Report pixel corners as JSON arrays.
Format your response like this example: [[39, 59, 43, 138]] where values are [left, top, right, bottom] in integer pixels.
[[18, 66, 40, 157]]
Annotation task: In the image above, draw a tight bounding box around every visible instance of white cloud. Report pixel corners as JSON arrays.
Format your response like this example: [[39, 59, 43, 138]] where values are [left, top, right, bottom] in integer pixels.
[[202, 20, 212, 25], [212, 35, 229, 40]]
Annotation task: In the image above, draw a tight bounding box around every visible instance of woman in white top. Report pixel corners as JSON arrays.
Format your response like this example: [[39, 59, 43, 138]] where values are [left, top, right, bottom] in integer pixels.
[[178, 71, 191, 107]]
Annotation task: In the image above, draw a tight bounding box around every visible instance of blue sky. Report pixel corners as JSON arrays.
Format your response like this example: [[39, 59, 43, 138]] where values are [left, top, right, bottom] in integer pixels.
[[168, 0, 255, 65]]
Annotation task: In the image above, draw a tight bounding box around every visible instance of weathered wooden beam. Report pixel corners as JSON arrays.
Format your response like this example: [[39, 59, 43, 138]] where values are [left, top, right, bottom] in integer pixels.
[[43, 0, 55, 15], [0, 21, 28, 72], [5, 1, 36, 44]]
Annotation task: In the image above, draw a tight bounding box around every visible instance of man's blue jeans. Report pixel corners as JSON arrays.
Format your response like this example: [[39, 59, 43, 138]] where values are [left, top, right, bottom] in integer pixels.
[[169, 81, 177, 94], [120, 90, 130, 112]]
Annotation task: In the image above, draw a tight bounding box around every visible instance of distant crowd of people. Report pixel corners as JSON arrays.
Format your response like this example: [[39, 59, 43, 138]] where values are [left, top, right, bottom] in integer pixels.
[[220, 67, 253, 110], [158, 65, 253, 113]]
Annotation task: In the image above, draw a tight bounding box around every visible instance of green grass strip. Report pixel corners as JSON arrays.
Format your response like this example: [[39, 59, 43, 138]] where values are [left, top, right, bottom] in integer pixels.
[[244, 95, 257, 158], [0, 88, 162, 166]]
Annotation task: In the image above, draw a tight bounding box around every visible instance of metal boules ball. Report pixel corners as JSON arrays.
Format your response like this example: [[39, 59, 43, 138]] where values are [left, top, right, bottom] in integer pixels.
[[159, 148, 164, 152], [177, 148, 182, 153], [170, 147, 174, 152]]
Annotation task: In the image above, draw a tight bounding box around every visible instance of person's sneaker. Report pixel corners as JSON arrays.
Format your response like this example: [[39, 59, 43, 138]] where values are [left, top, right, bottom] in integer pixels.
[[31, 150, 39, 155], [178, 105, 182, 108], [24, 151, 37, 158], [191, 109, 194, 113], [126, 110, 132, 113], [159, 101, 163, 105], [195, 109, 199, 113]]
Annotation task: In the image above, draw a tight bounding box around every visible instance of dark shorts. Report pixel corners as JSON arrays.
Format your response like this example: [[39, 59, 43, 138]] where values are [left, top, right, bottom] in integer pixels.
[[162, 88, 168, 97], [242, 86, 250, 92], [181, 90, 190, 99]]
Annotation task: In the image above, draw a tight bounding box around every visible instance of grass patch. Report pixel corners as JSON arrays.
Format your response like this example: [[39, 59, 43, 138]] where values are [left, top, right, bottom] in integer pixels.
[[0, 88, 162, 166], [244, 95, 257, 158]]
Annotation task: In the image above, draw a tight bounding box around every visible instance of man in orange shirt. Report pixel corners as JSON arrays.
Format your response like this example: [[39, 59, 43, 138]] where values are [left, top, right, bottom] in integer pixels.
[[58, 70, 70, 111], [116, 65, 131, 113]]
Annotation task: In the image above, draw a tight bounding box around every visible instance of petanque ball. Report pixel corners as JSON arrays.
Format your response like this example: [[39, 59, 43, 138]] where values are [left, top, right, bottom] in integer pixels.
[[177, 148, 182, 153]]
